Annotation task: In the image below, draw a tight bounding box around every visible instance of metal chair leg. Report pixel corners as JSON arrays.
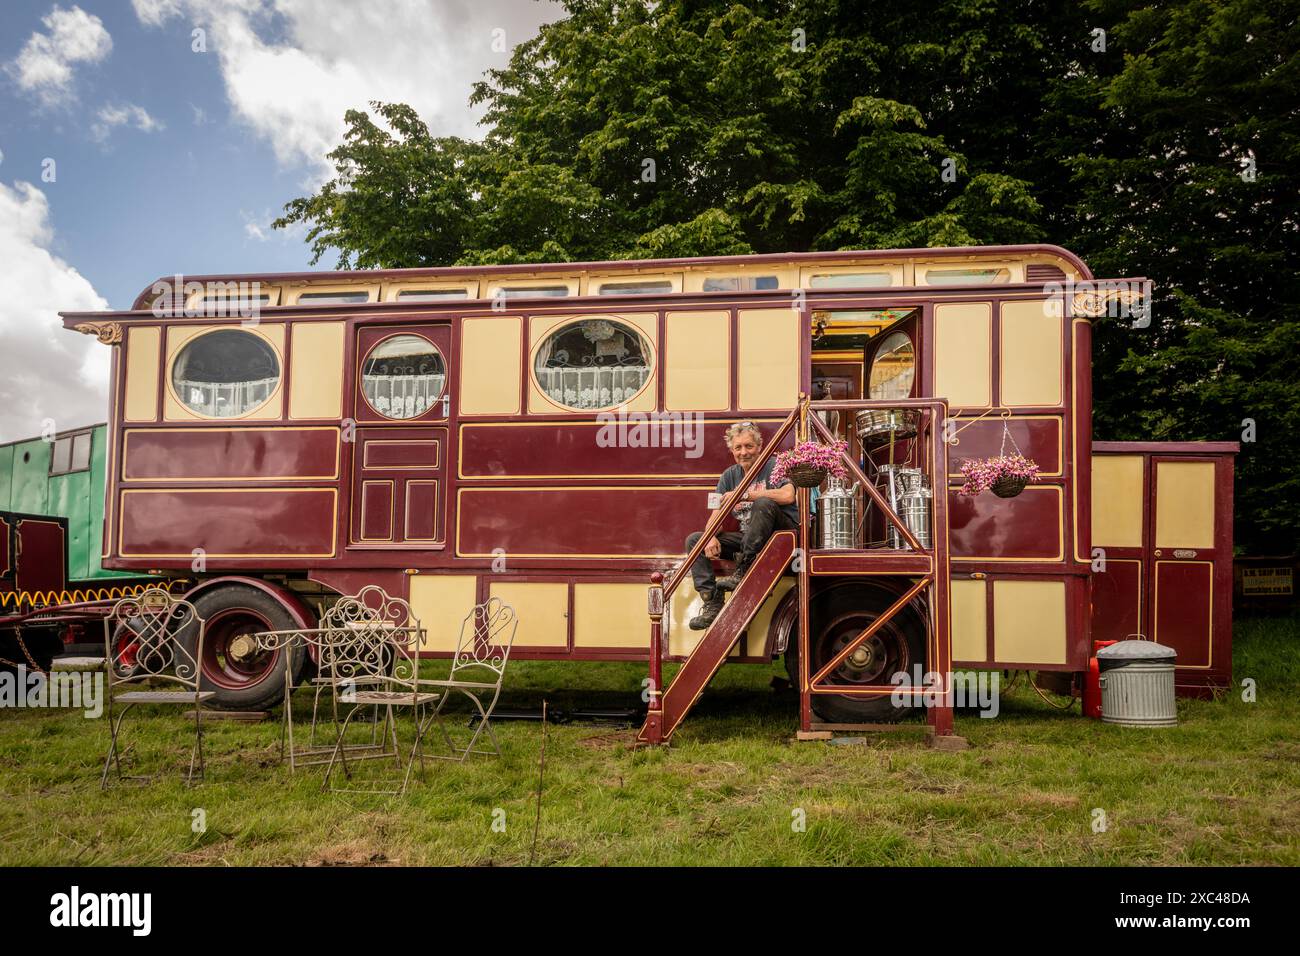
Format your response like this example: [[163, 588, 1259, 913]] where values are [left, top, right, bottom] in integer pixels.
[[321, 706, 362, 792]]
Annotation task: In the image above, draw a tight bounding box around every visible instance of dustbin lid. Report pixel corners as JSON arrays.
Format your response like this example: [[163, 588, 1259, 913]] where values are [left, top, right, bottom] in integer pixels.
[[1097, 639, 1177, 670]]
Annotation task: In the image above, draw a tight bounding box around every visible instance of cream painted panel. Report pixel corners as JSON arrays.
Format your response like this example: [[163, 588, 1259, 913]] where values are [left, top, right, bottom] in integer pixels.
[[124, 326, 160, 422], [1091, 455, 1145, 548], [409, 576, 479, 653], [951, 579, 987, 662], [289, 321, 345, 419], [738, 309, 799, 410], [488, 581, 568, 647], [1000, 300, 1062, 407], [665, 311, 729, 411], [934, 303, 991, 408], [993, 580, 1066, 665], [1155, 461, 1216, 549], [459, 316, 522, 415]]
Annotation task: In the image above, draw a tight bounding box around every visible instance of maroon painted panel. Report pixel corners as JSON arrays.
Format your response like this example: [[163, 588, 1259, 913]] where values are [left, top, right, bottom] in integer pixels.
[[120, 490, 335, 556], [350, 426, 447, 546], [360, 482, 395, 540], [1091, 559, 1141, 642], [363, 439, 439, 469], [123, 427, 338, 480], [14, 518, 67, 593], [947, 417, 1062, 475], [459, 420, 775, 478], [405, 481, 439, 540], [1153, 561, 1213, 668], [457, 487, 711, 556], [948, 487, 1063, 560], [0, 517, 10, 579]]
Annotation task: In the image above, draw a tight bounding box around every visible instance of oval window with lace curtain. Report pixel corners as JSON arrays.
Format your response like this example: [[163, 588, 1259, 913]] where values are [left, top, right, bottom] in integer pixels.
[[534, 318, 653, 410], [361, 334, 447, 420], [170, 328, 280, 417]]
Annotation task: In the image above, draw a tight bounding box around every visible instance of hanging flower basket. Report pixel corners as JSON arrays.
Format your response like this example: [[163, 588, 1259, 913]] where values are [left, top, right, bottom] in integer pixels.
[[958, 454, 1040, 498], [772, 440, 849, 488]]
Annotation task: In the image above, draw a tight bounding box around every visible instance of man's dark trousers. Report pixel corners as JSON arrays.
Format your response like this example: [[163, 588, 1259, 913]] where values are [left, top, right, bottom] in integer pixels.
[[686, 498, 798, 594]]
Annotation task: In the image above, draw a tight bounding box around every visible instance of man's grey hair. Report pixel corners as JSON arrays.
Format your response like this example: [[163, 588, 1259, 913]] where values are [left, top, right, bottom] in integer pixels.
[[724, 420, 763, 448]]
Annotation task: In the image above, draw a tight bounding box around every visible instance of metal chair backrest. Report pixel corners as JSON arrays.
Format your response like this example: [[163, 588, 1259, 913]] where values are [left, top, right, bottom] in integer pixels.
[[450, 597, 518, 686], [103, 587, 204, 691], [320, 586, 421, 696]]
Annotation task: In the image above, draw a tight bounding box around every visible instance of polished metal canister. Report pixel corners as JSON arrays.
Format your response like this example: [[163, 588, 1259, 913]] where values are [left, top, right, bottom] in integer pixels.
[[819, 478, 859, 550]]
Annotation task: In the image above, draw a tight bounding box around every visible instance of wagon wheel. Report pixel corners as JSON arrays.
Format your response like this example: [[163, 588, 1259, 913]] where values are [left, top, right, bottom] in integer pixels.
[[177, 584, 308, 711], [785, 580, 928, 724]]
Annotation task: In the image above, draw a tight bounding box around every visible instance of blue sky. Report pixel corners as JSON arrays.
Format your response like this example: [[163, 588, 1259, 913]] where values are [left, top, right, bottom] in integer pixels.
[[0, 0, 560, 439]]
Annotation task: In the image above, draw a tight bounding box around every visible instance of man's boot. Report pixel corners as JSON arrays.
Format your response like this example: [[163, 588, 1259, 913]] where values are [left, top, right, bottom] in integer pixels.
[[714, 561, 751, 593], [689, 590, 725, 630]]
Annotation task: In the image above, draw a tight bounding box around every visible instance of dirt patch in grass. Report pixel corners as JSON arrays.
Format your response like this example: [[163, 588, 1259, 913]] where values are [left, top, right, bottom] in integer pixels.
[[578, 731, 636, 751], [308, 840, 395, 866]]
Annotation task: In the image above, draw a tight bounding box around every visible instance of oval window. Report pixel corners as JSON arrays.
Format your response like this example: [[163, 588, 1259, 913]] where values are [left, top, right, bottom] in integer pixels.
[[868, 331, 915, 400], [534, 318, 653, 410], [171, 329, 280, 417], [362, 334, 446, 420]]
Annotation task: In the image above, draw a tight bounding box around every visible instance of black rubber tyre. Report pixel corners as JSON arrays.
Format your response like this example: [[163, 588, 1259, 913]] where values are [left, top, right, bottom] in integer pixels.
[[784, 580, 928, 724], [179, 584, 309, 711]]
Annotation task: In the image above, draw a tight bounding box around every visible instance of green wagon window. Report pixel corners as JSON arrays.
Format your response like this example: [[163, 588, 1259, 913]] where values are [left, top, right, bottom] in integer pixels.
[[171, 329, 280, 417], [362, 334, 447, 419]]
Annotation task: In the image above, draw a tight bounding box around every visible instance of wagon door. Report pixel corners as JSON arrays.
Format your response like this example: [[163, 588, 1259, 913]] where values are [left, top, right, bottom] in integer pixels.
[[349, 324, 452, 548], [1147, 455, 1231, 681]]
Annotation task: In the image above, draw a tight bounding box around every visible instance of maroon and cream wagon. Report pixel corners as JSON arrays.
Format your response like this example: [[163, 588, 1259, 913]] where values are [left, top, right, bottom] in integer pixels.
[[59, 244, 1236, 736]]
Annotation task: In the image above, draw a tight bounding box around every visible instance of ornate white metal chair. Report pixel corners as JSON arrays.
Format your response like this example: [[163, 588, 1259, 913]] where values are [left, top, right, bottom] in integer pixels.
[[253, 587, 407, 771], [100, 587, 214, 789], [420, 598, 518, 761], [318, 587, 437, 796]]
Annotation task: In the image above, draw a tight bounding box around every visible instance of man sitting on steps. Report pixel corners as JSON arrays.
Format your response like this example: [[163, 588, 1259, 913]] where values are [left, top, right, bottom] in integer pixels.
[[685, 421, 799, 630]]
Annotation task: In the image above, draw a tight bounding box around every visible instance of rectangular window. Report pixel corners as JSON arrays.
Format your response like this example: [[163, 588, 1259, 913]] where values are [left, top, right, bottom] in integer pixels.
[[497, 286, 570, 298], [200, 293, 270, 308], [71, 432, 92, 472], [50, 438, 71, 476], [924, 268, 1009, 286], [702, 275, 779, 292], [49, 433, 92, 476], [808, 272, 893, 289], [396, 289, 469, 301], [297, 291, 371, 304], [596, 280, 674, 295]]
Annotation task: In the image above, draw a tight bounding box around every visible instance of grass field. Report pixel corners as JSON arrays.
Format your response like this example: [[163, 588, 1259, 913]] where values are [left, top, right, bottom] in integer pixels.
[[1, 616, 1296, 866]]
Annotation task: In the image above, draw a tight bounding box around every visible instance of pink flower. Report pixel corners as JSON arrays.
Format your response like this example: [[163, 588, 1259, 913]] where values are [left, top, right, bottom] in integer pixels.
[[771, 439, 850, 484], [956, 454, 1040, 497]]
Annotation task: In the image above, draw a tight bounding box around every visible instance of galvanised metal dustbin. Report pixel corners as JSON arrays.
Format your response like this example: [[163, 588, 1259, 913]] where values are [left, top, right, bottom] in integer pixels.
[[1097, 639, 1178, 727]]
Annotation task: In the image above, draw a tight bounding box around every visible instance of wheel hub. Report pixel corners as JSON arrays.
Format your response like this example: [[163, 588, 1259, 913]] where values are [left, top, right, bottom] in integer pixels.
[[228, 634, 257, 662]]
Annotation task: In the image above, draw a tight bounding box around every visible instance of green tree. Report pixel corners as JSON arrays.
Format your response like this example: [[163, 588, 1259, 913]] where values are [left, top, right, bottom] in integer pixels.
[[1041, 0, 1300, 553]]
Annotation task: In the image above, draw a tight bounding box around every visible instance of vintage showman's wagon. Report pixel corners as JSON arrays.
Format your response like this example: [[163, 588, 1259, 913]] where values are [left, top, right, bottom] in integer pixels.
[[47, 244, 1236, 739]]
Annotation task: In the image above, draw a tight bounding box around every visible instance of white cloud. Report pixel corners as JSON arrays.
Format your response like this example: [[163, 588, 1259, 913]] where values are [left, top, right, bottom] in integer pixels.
[[0, 180, 110, 441], [241, 206, 303, 242], [131, 0, 184, 27], [90, 102, 166, 142], [7, 5, 113, 106], [133, 0, 562, 177]]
